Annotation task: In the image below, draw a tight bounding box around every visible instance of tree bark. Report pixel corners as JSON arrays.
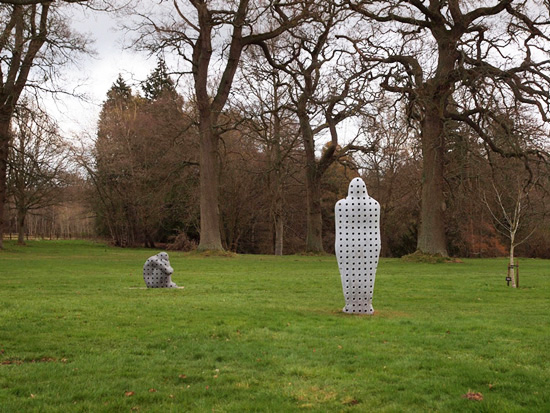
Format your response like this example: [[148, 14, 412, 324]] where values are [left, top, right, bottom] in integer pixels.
[[270, 88, 284, 256], [17, 207, 25, 245], [508, 245, 517, 288], [416, 104, 448, 256], [0, 116, 10, 249], [305, 164, 324, 253], [270, 153, 284, 256], [415, 36, 457, 257], [197, 116, 223, 251], [274, 207, 283, 255], [298, 99, 324, 253], [192, 2, 239, 252]]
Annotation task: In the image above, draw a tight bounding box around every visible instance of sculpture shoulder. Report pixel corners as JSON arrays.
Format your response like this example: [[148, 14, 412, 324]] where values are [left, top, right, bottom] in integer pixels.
[[335, 199, 349, 208], [145, 256, 160, 266], [368, 197, 380, 207]]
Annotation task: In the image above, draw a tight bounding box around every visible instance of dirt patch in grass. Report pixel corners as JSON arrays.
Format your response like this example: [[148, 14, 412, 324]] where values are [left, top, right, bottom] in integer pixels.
[[1, 357, 67, 365], [462, 392, 484, 401], [329, 309, 411, 318]]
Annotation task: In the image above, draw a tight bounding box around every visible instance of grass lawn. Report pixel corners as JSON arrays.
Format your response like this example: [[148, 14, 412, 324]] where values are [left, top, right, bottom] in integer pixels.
[[0, 240, 549, 412]]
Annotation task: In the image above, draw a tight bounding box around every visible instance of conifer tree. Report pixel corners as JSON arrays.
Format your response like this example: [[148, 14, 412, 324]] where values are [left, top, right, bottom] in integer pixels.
[[142, 59, 177, 101]]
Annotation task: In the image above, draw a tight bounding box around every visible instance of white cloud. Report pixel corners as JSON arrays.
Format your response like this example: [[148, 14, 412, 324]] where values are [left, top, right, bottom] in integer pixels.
[[47, 6, 156, 138]]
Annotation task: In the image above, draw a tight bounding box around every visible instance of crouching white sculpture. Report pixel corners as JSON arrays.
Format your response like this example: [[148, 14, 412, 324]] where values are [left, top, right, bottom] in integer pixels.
[[335, 178, 381, 314], [143, 252, 178, 288]]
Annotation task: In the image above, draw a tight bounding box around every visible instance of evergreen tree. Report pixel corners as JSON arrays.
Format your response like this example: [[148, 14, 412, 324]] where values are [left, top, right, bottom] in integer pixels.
[[142, 59, 177, 101], [106, 74, 132, 103]]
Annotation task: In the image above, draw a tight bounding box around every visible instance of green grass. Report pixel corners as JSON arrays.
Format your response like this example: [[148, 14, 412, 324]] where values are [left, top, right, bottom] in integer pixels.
[[0, 240, 549, 412]]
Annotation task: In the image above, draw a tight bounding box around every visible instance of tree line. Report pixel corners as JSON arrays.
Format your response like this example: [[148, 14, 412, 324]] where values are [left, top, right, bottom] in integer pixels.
[[1, 0, 549, 258]]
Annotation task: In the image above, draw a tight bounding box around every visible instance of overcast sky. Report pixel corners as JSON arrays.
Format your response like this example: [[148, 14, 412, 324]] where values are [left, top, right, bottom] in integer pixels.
[[49, 7, 157, 138], [50, 4, 358, 147]]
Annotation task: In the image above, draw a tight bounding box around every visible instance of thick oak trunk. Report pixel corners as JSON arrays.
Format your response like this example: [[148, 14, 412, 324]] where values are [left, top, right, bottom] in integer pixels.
[[197, 118, 223, 251], [417, 106, 448, 256], [299, 104, 324, 253]]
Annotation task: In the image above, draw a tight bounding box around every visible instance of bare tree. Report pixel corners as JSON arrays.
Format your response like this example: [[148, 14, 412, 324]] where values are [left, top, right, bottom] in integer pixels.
[[132, 0, 308, 251], [234, 44, 302, 255], [81, 74, 196, 248], [484, 181, 535, 288], [0, 1, 88, 248], [7, 102, 68, 244], [481, 109, 549, 286], [358, 101, 422, 256], [349, 0, 550, 256], [257, 2, 376, 252]]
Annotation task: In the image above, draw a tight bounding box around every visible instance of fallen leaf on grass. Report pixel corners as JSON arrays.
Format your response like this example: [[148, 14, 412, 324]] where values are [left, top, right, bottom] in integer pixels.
[[124, 391, 135, 397], [1, 360, 19, 365], [178, 374, 187, 379], [149, 388, 157, 393], [37, 357, 55, 363], [30, 394, 36, 399], [462, 392, 483, 401]]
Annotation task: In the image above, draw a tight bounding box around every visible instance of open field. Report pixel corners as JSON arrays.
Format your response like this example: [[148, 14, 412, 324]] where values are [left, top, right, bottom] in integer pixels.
[[1, 240, 549, 412]]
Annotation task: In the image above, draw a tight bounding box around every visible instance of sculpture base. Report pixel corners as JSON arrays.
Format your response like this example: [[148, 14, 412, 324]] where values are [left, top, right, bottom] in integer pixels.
[[147, 283, 179, 288], [128, 286, 185, 290], [343, 304, 374, 315]]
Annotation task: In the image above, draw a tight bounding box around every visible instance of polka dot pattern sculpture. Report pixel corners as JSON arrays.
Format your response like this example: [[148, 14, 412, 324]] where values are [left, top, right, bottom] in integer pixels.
[[335, 178, 381, 314], [143, 252, 178, 288]]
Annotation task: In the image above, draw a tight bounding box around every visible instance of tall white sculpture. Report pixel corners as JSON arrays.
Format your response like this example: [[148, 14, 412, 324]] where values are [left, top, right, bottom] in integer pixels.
[[335, 178, 381, 314], [143, 252, 178, 288]]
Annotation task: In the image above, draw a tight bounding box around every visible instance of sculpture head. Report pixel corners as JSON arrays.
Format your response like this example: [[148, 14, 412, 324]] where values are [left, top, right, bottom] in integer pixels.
[[157, 252, 169, 261], [348, 177, 367, 199]]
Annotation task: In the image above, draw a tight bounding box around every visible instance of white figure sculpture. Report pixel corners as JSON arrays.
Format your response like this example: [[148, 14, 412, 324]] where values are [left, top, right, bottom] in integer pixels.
[[335, 177, 381, 314], [143, 252, 178, 288]]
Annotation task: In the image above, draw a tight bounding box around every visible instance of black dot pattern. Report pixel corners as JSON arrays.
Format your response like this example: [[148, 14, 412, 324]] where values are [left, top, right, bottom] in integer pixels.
[[335, 177, 381, 315], [143, 252, 178, 288]]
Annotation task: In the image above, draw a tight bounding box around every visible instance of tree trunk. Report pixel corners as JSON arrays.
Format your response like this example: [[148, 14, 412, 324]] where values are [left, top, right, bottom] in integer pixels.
[[305, 166, 324, 253], [271, 81, 284, 256], [197, 117, 223, 251], [274, 209, 283, 255], [417, 105, 448, 256], [17, 208, 26, 245], [0, 116, 10, 250], [271, 168, 284, 256], [509, 241, 517, 288], [298, 102, 324, 253]]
